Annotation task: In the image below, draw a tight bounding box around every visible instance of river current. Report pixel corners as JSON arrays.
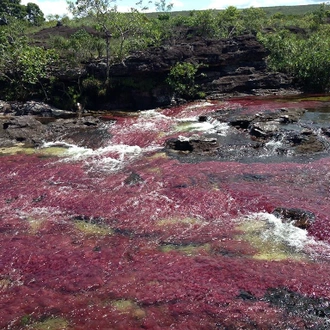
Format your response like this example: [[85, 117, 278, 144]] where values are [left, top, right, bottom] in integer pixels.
[[1, 96, 330, 329]]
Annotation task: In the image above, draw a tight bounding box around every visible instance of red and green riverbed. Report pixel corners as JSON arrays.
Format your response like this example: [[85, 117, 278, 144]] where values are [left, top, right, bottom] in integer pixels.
[[1, 95, 330, 329]]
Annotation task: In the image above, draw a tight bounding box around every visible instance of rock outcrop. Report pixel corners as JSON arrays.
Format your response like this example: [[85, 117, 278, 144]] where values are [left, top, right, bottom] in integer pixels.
[[85, 35, 293, 110]]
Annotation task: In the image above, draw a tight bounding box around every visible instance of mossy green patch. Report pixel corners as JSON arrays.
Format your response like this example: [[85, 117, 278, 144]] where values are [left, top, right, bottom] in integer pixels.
[[74, 221, 113, 236], [26, 217, 46, 234], [26, 317, 69, 330], [111, 299, 146, 319], [0, 145, 35, 155], [174, 121, 198, 132], [159, 243, 211, 256], [0, 145, 69, 157], [37, 146, 70, 157]]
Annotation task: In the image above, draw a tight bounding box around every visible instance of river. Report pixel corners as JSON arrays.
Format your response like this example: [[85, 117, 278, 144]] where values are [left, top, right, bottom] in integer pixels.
[[1, 95, 330, 329]]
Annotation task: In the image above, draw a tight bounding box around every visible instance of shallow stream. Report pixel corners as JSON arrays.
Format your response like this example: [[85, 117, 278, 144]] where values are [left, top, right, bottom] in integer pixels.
[[1, 95, 330, 329]]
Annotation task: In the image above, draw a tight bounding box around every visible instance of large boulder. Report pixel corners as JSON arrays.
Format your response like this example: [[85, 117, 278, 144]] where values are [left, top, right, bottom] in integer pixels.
[[272, 207, 315, 229]]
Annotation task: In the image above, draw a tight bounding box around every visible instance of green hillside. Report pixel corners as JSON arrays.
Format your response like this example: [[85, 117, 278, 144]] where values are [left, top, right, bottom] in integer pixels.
[[157, 3, 327, 18]]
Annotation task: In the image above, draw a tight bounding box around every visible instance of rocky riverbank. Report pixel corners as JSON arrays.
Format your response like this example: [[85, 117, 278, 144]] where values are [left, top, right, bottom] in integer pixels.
[[86, 34, 295, 110]]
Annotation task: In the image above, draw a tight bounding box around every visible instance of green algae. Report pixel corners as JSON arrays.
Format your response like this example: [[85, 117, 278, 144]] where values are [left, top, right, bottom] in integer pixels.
[[36, 146, 70, 157], [74, 221, 113, 236], [159, 243, 211, 256], [26, 217, 46, 234], [26, 317, 69, 330], [0, 145, 35, 155], [111, 299, 146, 319], [174, 122, 198, 132], [0, 278, 11, 291], [294, 95, 330, 102], [236, 219, 307, 261], [0, 145, 69, 157]]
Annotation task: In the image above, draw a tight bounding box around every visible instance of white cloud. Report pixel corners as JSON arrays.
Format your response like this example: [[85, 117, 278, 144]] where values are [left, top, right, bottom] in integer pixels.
[[172, 0, 185, 10], [21, 0, 70, 17]]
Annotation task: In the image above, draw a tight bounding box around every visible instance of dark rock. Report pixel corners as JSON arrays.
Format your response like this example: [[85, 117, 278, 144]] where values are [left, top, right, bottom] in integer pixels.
[[264, 288, 330, 327], [229, 115, 254, 129], [237, 290, 257, 301], [124, 172, 144, 185], [286, 131, 325, 154], [165, 135, 219, 154], [1, 116, 47, 146], [198, 115, 209, 122], [84, 34, 294, 110], [321, 127, 330, 137], [272, 207, 315, 229], [47, 117, 111, 149], [11, 101, 73, 118], [249, 121, 279, 138], [242, 173, 271, 182]]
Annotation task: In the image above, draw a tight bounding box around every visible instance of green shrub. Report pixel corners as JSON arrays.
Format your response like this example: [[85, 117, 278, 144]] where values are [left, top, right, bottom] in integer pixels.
[[166, 62, 204, 99], [258, 26, 330, 91]]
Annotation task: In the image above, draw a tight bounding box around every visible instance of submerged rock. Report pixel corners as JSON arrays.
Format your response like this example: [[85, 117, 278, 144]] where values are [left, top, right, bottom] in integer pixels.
[[265, 288, 330, 327], [124, 172, 144, 185], [272, 207, 315, 229]]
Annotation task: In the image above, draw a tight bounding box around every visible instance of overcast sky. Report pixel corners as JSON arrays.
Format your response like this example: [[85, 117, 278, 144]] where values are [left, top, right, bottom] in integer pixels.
[[21, 0, 323, 18]]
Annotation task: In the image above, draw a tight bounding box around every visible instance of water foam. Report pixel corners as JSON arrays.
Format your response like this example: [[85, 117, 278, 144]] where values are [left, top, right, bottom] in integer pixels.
[[175, 117, 229, 135], [42, 141, 143, 172], [242, 212, 330, 259]]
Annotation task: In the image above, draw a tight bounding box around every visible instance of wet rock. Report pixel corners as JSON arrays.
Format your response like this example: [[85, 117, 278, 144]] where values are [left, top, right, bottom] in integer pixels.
[[198, 115, 209, 122], [72, 215, 105, 225], [46, 117, 111, 149], [1, 116, 47, 146], [11, 101, 73, 118], [229, 114, 255, 129], [237, 290, 257, 301], [124, 172, 144, 185], [0, 114, 111, 149], [264, 288, 330, 327], [0, 100, 12, 114], [249, 121, 279, 139], [241, 173, 271, 182], [321, 127, 330, 137], [287, 131, 325, 154], [165, 135, 219, 154], [272, 207, 315, 229]]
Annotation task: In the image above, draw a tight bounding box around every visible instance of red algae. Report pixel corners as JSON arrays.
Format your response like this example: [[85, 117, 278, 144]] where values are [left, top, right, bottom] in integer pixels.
[[1, 96, 330, 328]]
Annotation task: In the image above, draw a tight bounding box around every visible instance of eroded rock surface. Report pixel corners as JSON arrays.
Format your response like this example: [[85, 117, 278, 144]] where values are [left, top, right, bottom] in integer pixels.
[[165, 107, 330, 162], [272, 207, 315, 229]]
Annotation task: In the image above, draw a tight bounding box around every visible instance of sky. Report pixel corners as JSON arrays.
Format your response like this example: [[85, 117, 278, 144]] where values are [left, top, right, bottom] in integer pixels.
[[21, 0, 324, 19]]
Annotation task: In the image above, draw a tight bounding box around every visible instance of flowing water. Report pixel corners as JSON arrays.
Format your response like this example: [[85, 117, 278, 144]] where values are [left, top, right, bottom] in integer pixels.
[[1, 96, 330, 329]]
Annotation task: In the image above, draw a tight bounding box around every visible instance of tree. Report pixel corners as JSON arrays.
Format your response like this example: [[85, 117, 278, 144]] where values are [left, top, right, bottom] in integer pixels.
[[67, 0, 117, 82], [0, 29, 58, 99], [0, 0, 26, 20], [155, 0, 173, 12], [26, 2, 45, 26], [0, 0, 45, 25]]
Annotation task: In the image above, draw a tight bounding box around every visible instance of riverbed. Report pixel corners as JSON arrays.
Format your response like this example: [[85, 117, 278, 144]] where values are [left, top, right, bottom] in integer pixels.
[[1, 95, 330, 329]]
